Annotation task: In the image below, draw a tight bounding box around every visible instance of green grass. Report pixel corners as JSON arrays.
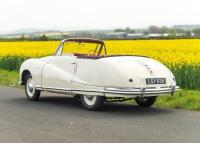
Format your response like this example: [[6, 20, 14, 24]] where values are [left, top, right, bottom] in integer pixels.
[[155, 90, 200, 111], [0, 69, 18, 86], [0, 69, 200, 111]]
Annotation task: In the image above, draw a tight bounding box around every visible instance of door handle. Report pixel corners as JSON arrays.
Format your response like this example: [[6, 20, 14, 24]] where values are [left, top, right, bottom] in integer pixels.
[[70, 62, 75, 64]]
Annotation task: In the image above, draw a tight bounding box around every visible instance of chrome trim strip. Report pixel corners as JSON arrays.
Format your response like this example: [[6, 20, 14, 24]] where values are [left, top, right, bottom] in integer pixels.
[[36, 86, 180, 96]]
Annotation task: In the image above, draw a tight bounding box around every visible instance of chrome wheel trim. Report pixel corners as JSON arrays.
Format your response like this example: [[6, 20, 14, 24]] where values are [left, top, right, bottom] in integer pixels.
[[26, 78, 35, 98], [83, 95, 97, 106]]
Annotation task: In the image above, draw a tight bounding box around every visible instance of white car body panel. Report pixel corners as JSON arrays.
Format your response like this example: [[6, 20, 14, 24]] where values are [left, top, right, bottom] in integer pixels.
[[19, 39, 179, 98], [73, 56, 175, 88], [41, 56, 76, 89]]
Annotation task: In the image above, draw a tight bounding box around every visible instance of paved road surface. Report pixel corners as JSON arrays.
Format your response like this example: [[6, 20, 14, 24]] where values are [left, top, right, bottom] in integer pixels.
[[0, 86, 200, 143]]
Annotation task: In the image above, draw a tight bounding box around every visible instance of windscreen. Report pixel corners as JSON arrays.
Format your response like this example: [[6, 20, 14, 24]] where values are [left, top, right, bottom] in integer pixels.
[[61, 42, 106, 56]]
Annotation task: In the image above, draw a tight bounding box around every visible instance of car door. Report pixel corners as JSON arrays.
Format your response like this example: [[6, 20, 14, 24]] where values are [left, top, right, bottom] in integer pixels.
[[41, 55, 77, 90]]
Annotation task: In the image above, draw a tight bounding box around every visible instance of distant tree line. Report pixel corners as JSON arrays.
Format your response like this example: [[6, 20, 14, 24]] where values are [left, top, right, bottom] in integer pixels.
[[114, 27, 136, 33], [114, 25, 200, 38], [1, 25, 200, 41]]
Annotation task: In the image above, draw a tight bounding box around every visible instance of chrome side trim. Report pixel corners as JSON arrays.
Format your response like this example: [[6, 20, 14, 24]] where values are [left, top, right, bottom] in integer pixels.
[[36, 86, 72, 93], [36, 86, 180, 96]]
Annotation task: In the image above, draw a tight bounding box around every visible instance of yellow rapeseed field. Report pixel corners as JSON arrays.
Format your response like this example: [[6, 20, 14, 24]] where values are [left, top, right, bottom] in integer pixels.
[[0, 39, 200, 89], [0, 39, 200, 65]]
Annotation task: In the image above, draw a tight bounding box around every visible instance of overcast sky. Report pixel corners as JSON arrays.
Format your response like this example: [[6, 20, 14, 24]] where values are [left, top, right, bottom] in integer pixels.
[[0, 0, 200, 32]]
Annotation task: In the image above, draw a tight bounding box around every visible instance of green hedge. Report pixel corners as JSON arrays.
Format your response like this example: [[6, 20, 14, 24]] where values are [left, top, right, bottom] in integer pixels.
[[0, 56, 29, 71], [170, 64, 200, 89]]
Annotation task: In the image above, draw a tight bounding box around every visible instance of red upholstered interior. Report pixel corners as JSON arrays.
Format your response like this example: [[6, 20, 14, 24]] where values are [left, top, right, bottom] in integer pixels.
[[74, 54, 140, 59], [74, 53, 104, 59]]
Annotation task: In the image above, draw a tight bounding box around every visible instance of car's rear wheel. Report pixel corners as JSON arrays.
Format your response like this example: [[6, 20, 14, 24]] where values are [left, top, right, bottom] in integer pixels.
[[25, 74, 41, 101], [135, 96, 157, 107], [80, 95, 104, 110]]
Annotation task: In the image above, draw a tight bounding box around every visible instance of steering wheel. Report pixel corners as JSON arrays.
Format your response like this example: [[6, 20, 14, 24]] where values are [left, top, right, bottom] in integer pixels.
[[86, 50, 96, 56]]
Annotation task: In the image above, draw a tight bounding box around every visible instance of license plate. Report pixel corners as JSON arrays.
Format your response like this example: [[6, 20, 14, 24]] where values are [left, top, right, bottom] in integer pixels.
[[146, 78, 166, 84]]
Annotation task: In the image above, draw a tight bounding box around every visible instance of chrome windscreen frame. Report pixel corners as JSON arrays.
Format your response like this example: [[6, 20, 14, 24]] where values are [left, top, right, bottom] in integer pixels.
[[54, 38, 107, 56]]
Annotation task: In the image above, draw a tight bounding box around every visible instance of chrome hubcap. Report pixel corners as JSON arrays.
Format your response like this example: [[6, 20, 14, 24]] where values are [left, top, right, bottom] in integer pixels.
[[26, 78, 35, 98], [83, 95, 97, 106]]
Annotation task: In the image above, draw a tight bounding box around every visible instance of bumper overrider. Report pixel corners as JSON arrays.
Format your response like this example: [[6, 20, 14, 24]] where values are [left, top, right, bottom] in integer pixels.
[[104, 86, 180, 96]]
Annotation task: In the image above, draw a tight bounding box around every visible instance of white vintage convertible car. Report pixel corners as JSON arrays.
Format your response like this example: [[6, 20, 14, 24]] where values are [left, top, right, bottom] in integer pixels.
[[19, 38, 179, 110]]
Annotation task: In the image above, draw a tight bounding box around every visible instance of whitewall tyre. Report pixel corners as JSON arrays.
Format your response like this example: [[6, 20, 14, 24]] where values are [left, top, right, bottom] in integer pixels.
[[25, 74, 41, 101], [135, 96, 157, 107], [80, 95, 104, 111]]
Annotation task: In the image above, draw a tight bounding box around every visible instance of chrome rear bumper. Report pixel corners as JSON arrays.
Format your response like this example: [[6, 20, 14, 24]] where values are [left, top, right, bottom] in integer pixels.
[[104, 86, 180, 96]]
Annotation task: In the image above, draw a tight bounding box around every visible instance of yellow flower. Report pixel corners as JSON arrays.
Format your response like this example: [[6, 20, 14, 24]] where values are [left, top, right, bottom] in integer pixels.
[[0, 39, 200, 66]]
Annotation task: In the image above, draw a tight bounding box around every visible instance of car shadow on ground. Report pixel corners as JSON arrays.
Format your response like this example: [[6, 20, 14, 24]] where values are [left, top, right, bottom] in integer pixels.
[[8, 93, 173, 118]]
